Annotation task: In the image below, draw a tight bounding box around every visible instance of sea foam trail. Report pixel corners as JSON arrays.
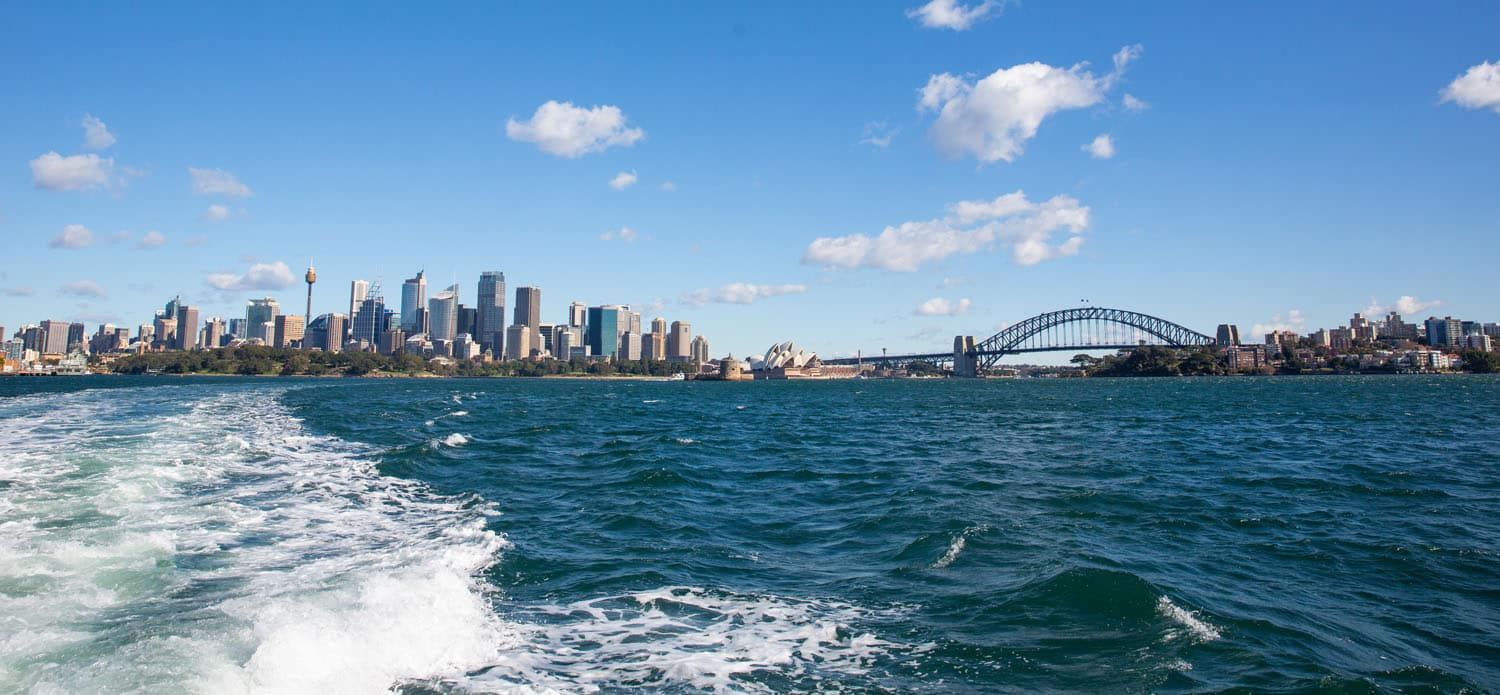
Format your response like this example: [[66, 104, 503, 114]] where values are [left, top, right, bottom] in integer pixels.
[[0, 385, 514, 694]]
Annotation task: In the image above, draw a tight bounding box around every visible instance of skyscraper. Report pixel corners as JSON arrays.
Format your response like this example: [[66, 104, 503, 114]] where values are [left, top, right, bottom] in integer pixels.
[[320, 314, 345, 352], [349, 279, 369, 342], [40, 320, 70, 354], [477, 271, 506, 356], [505, 324, 531, 360], [203, 317, 225, 349], [568, 301, 586, 328], [586, 305, 620, 358], [246, 298, 280, 343], [400, 270, 427, 333], [351, 283, 385, 346], [668, 320, 691, 361], [428, 284, 459, 341], [514, 286, 541, 352], [690, 335, 711, 365], [274, 314, 305, 349], [67, 322, 86, 351], [457, 305, 478, 338], [176, 306, 199, 350]]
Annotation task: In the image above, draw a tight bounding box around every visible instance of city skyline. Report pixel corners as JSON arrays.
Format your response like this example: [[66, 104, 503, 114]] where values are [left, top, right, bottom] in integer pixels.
[[2, 3, 1498, 359]]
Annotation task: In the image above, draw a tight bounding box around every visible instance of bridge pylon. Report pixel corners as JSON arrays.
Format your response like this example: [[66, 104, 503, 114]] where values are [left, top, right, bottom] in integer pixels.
[[953, 335, 978, 378]]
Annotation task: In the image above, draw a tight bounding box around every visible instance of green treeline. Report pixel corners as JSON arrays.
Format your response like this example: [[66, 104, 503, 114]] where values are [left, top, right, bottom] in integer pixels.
[[107, 346, 699, 378]]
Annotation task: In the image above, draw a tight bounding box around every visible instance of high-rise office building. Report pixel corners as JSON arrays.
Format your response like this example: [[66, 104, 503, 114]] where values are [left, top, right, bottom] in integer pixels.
[[274, 314, 305, 349], [477, 271, 506, 356], [1424, 316, 1463, 347], [400, 271, 427, 333], [66, 322, 86, 352], [246, 298, 280, 342], [176, 307, 199, 350], [619, 331, 642, 360], [153, 316, 179, 350], [203, 317, 225, 349], [554, 327, 578, 359], [227, 318, 247, 340], [428, 284, 459, 341], [651, 317, 667, 338], [348, 280, 369, 341], [351, 283, 385, 346], [568, 301, 586, 328], [667, 320, 691, 361], [642, 331, 663, 360], [514, 286, 541, 352], [586, 305, 621, 358], [505, 324, 532, 360], [380, 327, 405, 355], [457, 305, 478, 338], [690, 335, 711, 365], [39, 320, 70, 354]]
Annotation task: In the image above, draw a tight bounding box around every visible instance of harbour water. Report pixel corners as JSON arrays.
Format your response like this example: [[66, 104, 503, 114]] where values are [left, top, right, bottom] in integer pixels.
[[1, 376, 1496, 692]]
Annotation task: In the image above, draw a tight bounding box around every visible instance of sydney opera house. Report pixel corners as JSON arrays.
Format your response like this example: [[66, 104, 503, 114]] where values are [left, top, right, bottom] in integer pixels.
[[748, 341, 863, 379]]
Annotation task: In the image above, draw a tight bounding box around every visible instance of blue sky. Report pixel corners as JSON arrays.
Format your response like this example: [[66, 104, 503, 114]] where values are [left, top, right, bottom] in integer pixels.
[[2, 1, 1497, 358]]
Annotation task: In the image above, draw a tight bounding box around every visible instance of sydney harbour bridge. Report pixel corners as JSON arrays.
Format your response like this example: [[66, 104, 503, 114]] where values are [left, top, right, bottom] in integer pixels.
[[822, 306, 1215, 377]]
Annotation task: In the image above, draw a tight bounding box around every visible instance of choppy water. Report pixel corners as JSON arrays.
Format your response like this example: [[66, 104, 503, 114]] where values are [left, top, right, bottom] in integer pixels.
[[2, 376, 1496, 693]]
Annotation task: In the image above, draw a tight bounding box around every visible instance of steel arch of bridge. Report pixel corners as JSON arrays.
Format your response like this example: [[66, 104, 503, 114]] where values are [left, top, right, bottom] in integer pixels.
[[971, 307, 1214, 370]]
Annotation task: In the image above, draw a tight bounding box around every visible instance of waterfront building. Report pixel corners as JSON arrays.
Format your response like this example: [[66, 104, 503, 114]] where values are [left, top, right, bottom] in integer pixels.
[[152, 317, 179, 350], [379, 327, 405, 355], [1424, 316, 1463, 347], [505, 324, 531, 360], [690, 334, 711, 365], [642, 332, 662, 360], [39, 319, 70, 355], [668, 321, 691, 361], [476, 271, 506, 356], [400, 271, 427, 333], [67, 322, 86, 352], [1226, 344, 1267, 370], [1349, 314, 1375, 342], [428, 284, 459, 341], [1215, 324, 1240, 346], [1380, 312, 1418, 341], [1310, 328, 1331, 348], [1461, 334, 1493, 352]]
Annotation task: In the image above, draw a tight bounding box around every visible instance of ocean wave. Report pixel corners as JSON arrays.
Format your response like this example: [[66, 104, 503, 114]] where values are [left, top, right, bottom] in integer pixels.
[[1155, 595, 1222, 642], [432, 432, 471, 448], [467, 586, 916, 692], [0, 385, 512, 693], [931, 525, 987, 569]]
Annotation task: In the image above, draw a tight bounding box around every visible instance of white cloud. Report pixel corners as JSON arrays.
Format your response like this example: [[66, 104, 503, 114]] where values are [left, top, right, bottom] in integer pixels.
[[1251, 309, 1306, 337], [60, 280, 106, 298], [1440, 61, 1500, 113], [189, 167, 253, 197], [659, 181, 677, 192], [907, 0, 998, 31], [137, 230, 167, 249], [919, 44, 1141, 163], [505, 100, 645, 158], [204, 204, 231, 222], [1084, 134, 1115, 159], [1364, 295, 1441, 316], [1123, 93, 1149, 112], [205, 261, 295, 291], [48, 224, 95, 249], [609, 170, 638, 190], [29, 152, 115, 191], [915, 297, 973, 316], [598, 226, 639, 243], [859, 121, 898, 148], [803, 190, 1089, 271], [682, 282, 808, 306], [81, 114, 116, 150]]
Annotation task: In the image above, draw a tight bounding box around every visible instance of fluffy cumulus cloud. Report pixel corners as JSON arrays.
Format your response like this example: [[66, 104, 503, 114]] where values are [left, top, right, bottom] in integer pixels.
[[598, 226, 638, 243], [920, 44, 1141, 163], [1365, 295, 1441, 316], [803, 190, 1089, 271], [137, 230, 167, 249], [1441, 61, 1500, 113], [1084, 134, 1115, 159], [81, 114, 116, 150], [1251, 309, 1306, 337], [506, 100, 645, 158], [682, 282, 808, 306], [609, 170, 638, 190], [60, 280, 106, 298], [907, 0, 999, 30], [206, 261, 295, 291], [30, 152, 115, 191], [48, 224, 95, 249], [915, 297, 973, 316], [189, 167, 253, 197], [204, 204, 231, 222], [1122, 93, 1149, 112]]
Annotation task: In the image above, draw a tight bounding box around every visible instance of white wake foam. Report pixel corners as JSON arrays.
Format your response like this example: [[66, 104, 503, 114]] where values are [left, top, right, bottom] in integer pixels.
[[1156, 595, 1222, 642], [0, 385, 514, 693]]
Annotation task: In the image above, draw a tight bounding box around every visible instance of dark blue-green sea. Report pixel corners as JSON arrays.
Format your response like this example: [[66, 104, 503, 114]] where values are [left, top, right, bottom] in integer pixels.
[[2, 376, 1497, 693]]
